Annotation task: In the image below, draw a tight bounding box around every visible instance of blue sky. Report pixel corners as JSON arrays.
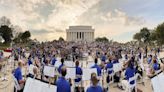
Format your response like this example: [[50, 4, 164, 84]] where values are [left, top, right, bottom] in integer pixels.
[[0, 0, 164, 42]]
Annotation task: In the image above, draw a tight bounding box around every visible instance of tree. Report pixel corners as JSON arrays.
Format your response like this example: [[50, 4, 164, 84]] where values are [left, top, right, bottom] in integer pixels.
[[58, 37, 64, 41], [95, 37, 109, 42], [13, 32, 23, 43], [140, 27, 151, 44], [21, 31, 31, 42], [0, 16, 11, 26], [133, 27, 151, 45], [0, 25, 13, 44], [154, 22, 164, 46], [133, 33, 142, 42]]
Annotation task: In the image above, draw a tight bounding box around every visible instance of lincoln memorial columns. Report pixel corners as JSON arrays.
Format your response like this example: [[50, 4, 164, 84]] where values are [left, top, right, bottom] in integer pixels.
[[66, 26, 94, 42]]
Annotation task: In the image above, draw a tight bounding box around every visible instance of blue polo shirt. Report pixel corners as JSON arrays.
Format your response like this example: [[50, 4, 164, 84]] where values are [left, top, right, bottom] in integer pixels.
[[91, 64, 101, 76], [75, 66, 82, 82], [14, 67, 23, 82], [153, 63, 160, 71], [56, 77, 71, 92], [147, 57, 152, 64], [112, 59, 119, 64], [58, 64, 64, 73], [51, 58, 57, 65], [105, 63, 113, 74], [28, 59, 32, 66], [125, 67, 135, 84], [101, 55, 106, 62], [86, 85, 103, 92]]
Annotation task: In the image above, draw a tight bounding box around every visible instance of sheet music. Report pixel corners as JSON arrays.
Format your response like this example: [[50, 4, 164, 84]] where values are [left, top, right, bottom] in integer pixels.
[[87, 56, 93, 62], [41, 82, 57, 92], [43, 66, 55, 77], [56, 57, 61, 62], [82, 68, 97, 81], [65, 68, 76, 79], [23, 78, 42, 92], [151, 72, 164, 92], [87, 62, 95, 68], [54, 61, 61, 68], [113, 63, 122, 73], [65, 61, 75, 67], [151, 76, 161, 92], [24, 78, 57, 92], [157, 72, 164, 92]]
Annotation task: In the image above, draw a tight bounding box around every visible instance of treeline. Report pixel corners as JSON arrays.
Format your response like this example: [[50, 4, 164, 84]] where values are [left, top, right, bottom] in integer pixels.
[[0, 16, 31, 45], [133, 22, 164, 46]]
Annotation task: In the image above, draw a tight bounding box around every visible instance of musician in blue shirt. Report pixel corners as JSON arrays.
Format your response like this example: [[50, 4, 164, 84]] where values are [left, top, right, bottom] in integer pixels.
[[75, 61, 82, 83], [121, 60, 136, 90], [58, 58, 65, 73], [105, 58, 113, 74], [28, 56, 33, 66], [91, 58, 101, 76], [56, 67, 71, 92], [125, 61, 135, 84], [86, 73, 103, 92], [51, 55, 57, 65], [147, 55, 152, 64], [14, 62, 25, 91], [101, 53, 107, 62], [112, 58, 119, 64], [152, 59, 160, 71]]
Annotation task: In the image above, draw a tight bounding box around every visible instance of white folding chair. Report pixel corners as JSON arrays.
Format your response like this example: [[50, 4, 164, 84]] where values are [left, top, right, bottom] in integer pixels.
[[127, 75, 137, 92], [13, 75, 21, 92], [75, 74, 82, 87]]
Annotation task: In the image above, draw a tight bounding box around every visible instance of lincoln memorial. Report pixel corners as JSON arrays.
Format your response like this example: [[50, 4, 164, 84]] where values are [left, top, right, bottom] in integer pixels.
[[66, 26, 94, 42]]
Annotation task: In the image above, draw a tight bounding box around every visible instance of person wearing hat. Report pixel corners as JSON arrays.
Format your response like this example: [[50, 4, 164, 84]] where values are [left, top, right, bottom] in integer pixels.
[[86, 73, 103, 92]]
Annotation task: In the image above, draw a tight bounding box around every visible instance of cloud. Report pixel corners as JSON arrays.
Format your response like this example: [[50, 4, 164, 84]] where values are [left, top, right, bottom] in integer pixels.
[[0, 0, 163, 42], [55, 29, 64, 32], [100, 9, 145, 26], [46, 0, 100, 30], [31, 29, 54, 35]]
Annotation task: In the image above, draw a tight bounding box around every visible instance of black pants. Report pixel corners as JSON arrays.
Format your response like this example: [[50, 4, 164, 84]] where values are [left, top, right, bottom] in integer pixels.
[[14, 87, 23, 92]]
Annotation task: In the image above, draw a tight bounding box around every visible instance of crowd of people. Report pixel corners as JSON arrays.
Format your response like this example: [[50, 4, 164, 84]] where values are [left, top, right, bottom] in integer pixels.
[[9, 41, 164, 92]]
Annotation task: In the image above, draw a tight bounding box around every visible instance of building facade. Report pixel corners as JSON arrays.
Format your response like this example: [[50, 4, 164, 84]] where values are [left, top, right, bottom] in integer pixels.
[[66, 26, 94, 42]]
